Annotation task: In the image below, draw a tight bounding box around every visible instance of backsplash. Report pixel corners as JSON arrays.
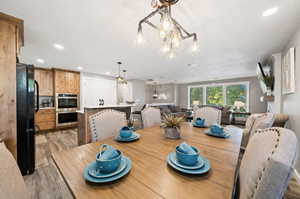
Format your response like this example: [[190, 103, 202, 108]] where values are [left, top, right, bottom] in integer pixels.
[[37, 96, 54, 108]]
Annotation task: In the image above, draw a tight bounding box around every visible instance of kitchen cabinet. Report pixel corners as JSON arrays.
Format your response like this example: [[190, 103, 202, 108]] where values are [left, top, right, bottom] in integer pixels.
[[0, 13, 24, 158], [34, 68, 53, 96], [54, 69, 80, 94], [35, 109, 56, 131]]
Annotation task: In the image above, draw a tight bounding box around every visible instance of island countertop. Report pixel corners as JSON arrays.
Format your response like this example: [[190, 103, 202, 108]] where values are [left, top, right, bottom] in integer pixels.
[[76, 104, 136, 114], [77, 105, 134, 145]]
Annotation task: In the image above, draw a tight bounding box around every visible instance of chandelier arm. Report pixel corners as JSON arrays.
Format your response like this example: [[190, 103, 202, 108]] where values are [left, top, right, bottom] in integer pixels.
[[139, 7, 164, 25], [172, 18, 197, 40], [144, 21, 159, 30]]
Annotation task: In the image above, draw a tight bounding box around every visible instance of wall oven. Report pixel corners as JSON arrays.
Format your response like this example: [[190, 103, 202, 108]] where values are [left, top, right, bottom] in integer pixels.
[[56, 93, 78, 111], [56, 93, 79, 127], [56, 111, 78, 127]]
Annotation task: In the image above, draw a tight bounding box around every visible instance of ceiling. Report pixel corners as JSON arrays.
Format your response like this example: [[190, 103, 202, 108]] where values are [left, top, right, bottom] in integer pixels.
[[2, 0, 300, 83]]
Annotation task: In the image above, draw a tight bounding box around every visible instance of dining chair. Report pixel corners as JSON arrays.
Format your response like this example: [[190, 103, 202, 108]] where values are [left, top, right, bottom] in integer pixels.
[[141, 107, 161, 128], [193, 106, 222, 126], [241, 113, 275, 149], [89, 109, 127, 142], [237, 128, 298, 199]]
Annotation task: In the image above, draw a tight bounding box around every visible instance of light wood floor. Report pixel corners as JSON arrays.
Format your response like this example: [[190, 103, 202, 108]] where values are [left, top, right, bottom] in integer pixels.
[[24, 129, 300, 199], [23, 129, 77, 199]]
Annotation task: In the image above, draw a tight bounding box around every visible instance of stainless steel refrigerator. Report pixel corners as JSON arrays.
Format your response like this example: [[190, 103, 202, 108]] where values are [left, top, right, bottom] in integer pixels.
[[16, 63, 39, 175]]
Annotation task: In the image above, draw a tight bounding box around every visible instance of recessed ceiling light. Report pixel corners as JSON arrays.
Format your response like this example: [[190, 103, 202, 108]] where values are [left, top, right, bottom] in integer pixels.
[[53, 43, 64, 50], [105, 72, 111, 75], [36, 58, 45, 64], [77, 66, 83, 70], [262, 7, 278, 17]]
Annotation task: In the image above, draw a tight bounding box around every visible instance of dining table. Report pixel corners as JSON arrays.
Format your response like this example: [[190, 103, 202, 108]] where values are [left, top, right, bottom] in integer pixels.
[[52, 123, 242, 199]]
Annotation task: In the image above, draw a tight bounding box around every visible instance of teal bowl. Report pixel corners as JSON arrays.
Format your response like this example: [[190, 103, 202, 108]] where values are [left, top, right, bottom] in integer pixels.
[[96, 150, 122, 174], [175, 146, 199, 166], [119, 127, 133, 138]]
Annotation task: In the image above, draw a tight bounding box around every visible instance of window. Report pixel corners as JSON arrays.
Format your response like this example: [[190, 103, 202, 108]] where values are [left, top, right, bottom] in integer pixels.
[[188, 82, 249, 111], [189, 87, 203, 106], [206, 86, 223, 105]]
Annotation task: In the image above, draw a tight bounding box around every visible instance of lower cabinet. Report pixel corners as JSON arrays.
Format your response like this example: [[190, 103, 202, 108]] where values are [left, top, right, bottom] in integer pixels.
[[35, 109, 56, 131]]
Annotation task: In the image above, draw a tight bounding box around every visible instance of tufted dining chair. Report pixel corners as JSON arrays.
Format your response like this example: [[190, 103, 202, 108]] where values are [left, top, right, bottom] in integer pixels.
[[237, 128, 298, 199], [141, 107, 161, 128], [89, 109, 127, 142], [241, 113, 275, 149], [193, 106, 222, 126]]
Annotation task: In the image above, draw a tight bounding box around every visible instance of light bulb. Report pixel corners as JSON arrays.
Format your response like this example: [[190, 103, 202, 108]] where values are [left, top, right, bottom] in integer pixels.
[[137, 31, 144, 44], [162, 44, 171, 53], [159, 29, 166, 39], [172, 35, 180, 48], [161, 14, 172, 32], [168, 51, 175, 59], [192, 40, 199, 52]]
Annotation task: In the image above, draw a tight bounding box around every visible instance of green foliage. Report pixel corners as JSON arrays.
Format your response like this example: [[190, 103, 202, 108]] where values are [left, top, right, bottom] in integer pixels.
[[261, 76, 274, 89], [226, 85, 247, 106], [206, 86, 223, 105], [190, 87, 203, 106]]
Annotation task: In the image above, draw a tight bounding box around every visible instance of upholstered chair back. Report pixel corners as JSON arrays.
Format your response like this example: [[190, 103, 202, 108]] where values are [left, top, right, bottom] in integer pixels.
[[249, 113, 275, 138], [89, 109, 127, 142], [241, 113, 275, 149], [141, 107, 161, 128], [239, 128, 298, 199], [194, 106, 222, 126]]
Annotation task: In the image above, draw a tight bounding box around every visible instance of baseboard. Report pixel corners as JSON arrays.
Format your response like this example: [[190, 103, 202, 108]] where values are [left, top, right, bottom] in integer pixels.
[[293, 169, 300, 184]]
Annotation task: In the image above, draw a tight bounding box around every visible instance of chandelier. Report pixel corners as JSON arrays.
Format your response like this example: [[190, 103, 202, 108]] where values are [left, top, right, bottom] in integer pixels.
[[137, 0, 199, 58], [116, 62, 127, 84]]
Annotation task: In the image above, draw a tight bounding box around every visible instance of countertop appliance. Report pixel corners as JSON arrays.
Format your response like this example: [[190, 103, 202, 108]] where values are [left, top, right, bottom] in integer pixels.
[[16, 63, 39, 175], [56, 93, 79, 127]]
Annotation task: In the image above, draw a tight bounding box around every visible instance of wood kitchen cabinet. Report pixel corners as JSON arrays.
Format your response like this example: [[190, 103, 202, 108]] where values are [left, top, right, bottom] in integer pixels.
[[35, 109, 56, 131], [54, 69, 80, 94], [0, 13, 24, 158], [34, 68, 53, 96]]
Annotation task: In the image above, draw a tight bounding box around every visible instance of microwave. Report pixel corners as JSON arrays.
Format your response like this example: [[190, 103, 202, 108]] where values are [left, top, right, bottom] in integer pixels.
[[56, 93, 78, 111]]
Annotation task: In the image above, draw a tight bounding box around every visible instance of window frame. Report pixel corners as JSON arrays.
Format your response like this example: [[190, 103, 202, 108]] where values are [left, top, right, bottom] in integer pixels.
[[187, 81, 250, 111]]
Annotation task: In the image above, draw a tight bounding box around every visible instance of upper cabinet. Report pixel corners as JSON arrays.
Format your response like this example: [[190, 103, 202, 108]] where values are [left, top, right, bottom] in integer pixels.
[[54, 69, 80, 94], [34, 68, 53, 96]]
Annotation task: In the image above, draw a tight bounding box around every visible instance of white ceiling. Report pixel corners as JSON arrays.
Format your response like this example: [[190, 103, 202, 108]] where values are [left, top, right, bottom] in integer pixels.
[[2, 0, 300, 83]]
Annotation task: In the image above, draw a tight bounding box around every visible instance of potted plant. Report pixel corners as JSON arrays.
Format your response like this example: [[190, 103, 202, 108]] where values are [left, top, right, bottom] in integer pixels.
[[258, 62, 274, 96], [161, 114, 185, 139]]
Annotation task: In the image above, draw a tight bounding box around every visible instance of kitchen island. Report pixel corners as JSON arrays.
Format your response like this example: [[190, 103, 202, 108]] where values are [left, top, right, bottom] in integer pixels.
[[77, 105, 136, 145]]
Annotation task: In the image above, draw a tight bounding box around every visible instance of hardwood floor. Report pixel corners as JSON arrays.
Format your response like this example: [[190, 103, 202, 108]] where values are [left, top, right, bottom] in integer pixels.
[[24, 128, 300, 199], [24, 129, 77, 199]]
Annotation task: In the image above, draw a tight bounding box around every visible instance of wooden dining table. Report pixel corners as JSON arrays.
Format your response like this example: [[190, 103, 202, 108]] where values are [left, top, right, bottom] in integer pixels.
[[52, 123, 242, 199]]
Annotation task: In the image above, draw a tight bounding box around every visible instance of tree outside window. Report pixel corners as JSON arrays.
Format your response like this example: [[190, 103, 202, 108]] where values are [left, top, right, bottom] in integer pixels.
[[206, 86, 223, 105], [226, 84, 247, 112], [189, 87, 203, 107]]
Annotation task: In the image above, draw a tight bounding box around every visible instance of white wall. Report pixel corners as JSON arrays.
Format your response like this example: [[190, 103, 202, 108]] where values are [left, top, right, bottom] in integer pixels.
[[131, 80, 146, 104], [81, 72, 117, 108], [80, 73, 146, 109], [282, 26, 300, 172]]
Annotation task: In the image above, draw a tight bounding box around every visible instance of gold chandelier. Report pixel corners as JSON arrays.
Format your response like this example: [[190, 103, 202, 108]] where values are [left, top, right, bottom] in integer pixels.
[[137, 0, 199, 59]]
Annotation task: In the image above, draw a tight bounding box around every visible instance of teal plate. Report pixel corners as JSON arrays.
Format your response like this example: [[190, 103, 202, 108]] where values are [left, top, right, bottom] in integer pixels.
[[169, 152, 204, 170], [115, 132, 140, 142], [167, 153, 210, 175], [83, 156, 131, 183], [88, 157, 127, 178], [204, 129, 231, 138], [192, 123, 207, 128]]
